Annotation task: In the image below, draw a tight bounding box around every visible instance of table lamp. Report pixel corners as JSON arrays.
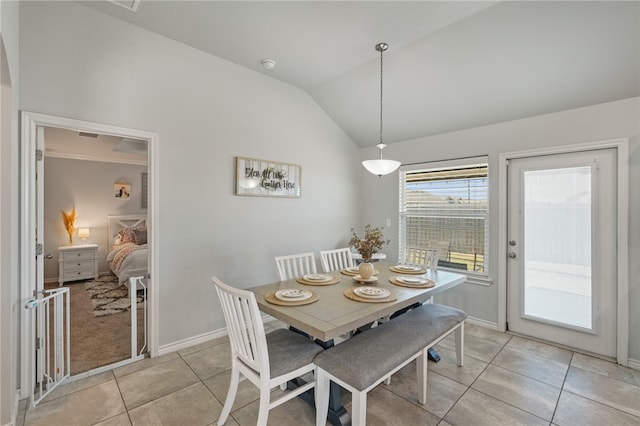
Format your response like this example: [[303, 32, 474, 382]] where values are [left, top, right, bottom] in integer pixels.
[[78, 228, 90, 242]]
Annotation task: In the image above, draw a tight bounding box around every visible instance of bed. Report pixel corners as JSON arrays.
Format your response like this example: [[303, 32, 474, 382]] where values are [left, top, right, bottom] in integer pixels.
[[107, 215, 148, 287]]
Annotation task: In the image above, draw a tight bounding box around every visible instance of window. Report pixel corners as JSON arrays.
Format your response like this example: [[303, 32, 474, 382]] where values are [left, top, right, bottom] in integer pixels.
[[399, 157, 489, 280]]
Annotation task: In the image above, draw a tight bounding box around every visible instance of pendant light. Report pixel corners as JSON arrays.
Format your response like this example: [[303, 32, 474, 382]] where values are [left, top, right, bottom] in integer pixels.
[[362, 42, 401, 177]]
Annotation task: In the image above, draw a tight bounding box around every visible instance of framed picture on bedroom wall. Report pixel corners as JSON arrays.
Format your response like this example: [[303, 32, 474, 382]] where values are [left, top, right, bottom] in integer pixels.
[[114, 183, 131, 199], [235, 156, 301, 198]]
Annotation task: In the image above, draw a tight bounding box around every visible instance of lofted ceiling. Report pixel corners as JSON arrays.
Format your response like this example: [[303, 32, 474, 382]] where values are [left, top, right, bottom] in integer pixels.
[[78, 1, 640, 147]]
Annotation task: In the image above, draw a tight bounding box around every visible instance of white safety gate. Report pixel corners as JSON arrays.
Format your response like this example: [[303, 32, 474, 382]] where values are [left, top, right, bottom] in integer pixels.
[[25, 287, 70, 407], [25, 276, 147, 408]]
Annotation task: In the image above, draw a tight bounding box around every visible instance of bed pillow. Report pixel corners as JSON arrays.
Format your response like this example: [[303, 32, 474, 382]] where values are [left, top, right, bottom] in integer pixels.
[[131, 227, 147, 245], [118, 227, 137, 244]]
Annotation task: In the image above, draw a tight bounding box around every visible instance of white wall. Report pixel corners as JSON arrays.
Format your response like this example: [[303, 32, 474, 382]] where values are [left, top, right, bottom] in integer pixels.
[[43, 156, 147, 280], [19, 1, 360, 346], [361, 97, 640, 361], [1, 0, 20, 424]]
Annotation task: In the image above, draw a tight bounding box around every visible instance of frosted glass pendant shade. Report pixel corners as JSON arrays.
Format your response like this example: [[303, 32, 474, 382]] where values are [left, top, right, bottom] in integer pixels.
[[362, 159, 401, 176]]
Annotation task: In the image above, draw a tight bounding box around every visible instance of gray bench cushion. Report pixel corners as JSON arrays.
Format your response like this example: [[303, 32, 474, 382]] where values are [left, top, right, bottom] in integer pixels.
[[314, 303, 466, 391], [267, 328, 324, 377]]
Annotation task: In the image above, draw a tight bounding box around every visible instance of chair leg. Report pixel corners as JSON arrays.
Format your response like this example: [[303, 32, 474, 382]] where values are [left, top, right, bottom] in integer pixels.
[[218, 367, 240, 425], [315, 370, 331, 426], [416, 350, 428, 405], [455, 322, 464, 366], [351, 390, 367, 426], [257, 386, 271, 426]]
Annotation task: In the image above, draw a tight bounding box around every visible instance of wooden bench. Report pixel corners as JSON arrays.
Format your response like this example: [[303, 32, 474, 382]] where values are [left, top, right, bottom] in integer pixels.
[[314, 303, 467, 426]]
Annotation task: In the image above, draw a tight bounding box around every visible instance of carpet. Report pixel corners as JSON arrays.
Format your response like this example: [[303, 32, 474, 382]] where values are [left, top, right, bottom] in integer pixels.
[[85, 275, 145, 317]]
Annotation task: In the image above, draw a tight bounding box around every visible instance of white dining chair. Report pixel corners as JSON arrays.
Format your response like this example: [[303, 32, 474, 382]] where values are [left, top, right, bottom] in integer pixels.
[[403, 246, 439, 271], [319, 247, 354, 273], [212, 277, 324, 426], [274, 252, 317, 281]]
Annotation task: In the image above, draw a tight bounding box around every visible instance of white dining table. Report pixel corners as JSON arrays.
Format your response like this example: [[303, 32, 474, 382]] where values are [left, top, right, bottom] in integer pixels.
[[249, 261, 467, 342]]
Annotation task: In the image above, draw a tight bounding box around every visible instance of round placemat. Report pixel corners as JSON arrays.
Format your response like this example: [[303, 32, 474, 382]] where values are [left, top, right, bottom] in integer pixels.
[[343, 287, 397, 303], [340, 268, 380, 276], [389, 277, 435, 289], [265, 290, 319, 306], [389, 266, 427, 275], [296, 276, 340, 286]]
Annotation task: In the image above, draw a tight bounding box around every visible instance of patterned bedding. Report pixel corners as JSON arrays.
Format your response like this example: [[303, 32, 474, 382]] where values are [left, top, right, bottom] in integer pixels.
[[107, 242, 148, 285]]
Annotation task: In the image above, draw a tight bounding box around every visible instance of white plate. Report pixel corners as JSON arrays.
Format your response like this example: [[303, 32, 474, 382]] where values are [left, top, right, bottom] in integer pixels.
[[344, 266, 359, 273], [353, 275, 378, 283], [354, 287, 390, 299], [303, 274, 331, 282], [395, 265, 421, 271], [397, 276, 427, 284], [275, 289, 312, 301]]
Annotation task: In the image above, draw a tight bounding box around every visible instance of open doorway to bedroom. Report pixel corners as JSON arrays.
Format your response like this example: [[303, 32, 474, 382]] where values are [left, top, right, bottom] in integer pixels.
[[42, 127, 148, 375], [21, 112, 158, 398]]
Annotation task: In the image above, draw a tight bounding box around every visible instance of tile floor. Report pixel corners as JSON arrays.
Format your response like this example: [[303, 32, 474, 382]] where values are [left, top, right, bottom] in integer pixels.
[[16, 320, 640, 426]]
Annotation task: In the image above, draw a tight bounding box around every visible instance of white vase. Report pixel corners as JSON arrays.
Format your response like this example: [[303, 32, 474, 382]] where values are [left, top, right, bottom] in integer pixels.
[[358, 262, 374, 280]]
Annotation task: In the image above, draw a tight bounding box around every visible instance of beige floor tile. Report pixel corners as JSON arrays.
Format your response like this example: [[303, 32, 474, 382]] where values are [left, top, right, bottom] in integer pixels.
[[444, 388, 548, 426], [346, 386, 441, 426], [94, 412, 132, 426], [117, 357, 200, 409], [492, 346, 569, 388], [113, 352, 179, 378], [384, 361, 467, 418], [42, 370, 115, 403], [24, 380, 126, 426], [571, 353, 640, 387], [203, 370, 260, 411], [506, 336, 573, 364], [439, 332, 504, 362], [438, 421, 454, 426], [472, 365, 561, 421], [181, 342, 232, 380], [564, 366, 640, 417], [553, 391, 640, 426], [429, 346, 489, 386], [465, 323, 512, 346], [178, 335, 230, 357], [129, 382, 223, 426], [230, 389, 316, 426]]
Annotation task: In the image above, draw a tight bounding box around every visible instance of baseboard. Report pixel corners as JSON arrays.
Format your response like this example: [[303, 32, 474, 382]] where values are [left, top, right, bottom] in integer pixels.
[[628, 358, 640, 371], [466, 316, 499, 331], [157, 327, 228, 356]]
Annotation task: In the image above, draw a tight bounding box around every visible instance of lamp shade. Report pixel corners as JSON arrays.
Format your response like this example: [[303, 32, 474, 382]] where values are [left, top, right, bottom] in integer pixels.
[[78, 228, 90, 239], [362, 159, 401, 176]]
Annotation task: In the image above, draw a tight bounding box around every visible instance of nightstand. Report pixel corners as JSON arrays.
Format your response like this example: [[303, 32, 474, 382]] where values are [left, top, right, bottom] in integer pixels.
[[58, 244, 99, 286]]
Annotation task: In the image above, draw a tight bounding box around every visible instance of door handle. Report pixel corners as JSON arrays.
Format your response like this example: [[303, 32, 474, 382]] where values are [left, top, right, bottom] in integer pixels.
[[508, 252, 517, 259], [44, 253, 53, 260]]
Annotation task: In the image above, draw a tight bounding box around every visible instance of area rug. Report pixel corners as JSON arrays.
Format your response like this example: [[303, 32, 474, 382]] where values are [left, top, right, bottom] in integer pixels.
[[84, 275, 145, 317]]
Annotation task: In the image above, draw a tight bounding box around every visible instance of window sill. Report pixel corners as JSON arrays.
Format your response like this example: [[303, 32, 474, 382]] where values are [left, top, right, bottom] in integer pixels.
[[439, 268, 492, 286]]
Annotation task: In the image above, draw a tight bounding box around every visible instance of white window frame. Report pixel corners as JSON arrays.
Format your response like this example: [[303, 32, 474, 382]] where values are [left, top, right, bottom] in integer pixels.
[[399, 156, 490, 285]]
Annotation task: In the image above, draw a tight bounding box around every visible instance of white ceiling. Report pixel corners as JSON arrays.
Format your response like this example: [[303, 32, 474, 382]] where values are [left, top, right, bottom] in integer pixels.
[[78, 1, 640, 147]]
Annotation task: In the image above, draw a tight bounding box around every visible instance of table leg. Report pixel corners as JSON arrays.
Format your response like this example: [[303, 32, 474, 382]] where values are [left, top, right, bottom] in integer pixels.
[[288, 327, 352, 426]]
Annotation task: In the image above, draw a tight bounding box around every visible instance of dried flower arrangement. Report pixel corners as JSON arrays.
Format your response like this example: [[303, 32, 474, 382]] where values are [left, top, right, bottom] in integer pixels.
[[349, 224, 390, 262], [61, 206, 77, 245]]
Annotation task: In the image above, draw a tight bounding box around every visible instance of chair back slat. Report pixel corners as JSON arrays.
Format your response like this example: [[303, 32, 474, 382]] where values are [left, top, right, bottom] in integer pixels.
[[320, 248, 354, 272], [274, 252, 317, 281], [213, 277, 269, 374], [403, 246, 439, 271]]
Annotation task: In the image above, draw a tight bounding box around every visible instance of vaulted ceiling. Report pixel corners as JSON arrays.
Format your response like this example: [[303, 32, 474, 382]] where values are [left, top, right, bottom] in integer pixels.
[[79, 1, 640, 147]]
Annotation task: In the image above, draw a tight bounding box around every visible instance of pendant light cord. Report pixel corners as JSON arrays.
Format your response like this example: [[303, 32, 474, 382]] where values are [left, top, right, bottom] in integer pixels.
[[379, 44, 384, 159]]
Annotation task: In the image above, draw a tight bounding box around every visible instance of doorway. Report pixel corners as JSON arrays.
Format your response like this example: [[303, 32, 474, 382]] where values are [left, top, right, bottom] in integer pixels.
[[498, 140, 629, 363], [20, 112, 159, 399]]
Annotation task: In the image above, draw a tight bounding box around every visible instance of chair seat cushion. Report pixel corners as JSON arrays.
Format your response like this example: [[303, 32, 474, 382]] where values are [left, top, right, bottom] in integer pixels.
[[267, 329, 324, 378], [314, 304, 466, 391]]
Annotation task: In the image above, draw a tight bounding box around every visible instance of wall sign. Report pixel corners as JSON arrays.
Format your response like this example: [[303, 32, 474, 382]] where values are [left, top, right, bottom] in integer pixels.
[[235, 156, 301, 198]]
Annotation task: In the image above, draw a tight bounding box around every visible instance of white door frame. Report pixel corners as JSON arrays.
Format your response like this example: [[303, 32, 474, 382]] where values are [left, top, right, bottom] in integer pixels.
[[498, 138, 629, 365], [20, 111, 160, 396]]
